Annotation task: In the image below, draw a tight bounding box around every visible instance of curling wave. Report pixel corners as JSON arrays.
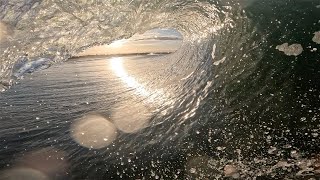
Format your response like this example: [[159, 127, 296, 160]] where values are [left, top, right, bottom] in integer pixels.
[[1, 0, 320, 179], [0, 0, 234, 89]]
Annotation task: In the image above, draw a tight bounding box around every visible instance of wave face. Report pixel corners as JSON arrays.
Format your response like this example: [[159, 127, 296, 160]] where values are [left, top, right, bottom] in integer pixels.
[[1, 0, 320, 179]]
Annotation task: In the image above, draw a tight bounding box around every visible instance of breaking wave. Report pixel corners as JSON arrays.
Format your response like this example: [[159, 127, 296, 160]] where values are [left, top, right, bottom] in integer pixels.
[[1, 0, 320, 179]]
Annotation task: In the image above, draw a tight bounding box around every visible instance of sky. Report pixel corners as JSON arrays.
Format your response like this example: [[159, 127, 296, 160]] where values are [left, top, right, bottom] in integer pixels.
[[77, 29, 183, 56]]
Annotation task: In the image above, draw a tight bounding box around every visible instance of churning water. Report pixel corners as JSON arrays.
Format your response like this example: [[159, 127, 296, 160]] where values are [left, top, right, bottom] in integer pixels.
[[1, 0, 320, 179]]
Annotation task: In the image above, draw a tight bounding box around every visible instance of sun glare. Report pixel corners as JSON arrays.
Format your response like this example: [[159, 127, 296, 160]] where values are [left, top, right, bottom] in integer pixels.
[[110, 57, 150, 97], [109, 57, 172, 115]]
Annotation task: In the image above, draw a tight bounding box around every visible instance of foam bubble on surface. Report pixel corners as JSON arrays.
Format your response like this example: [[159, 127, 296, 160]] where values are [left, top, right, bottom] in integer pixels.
[[312, 31, 320, 44], [276, 43, 303, 56]]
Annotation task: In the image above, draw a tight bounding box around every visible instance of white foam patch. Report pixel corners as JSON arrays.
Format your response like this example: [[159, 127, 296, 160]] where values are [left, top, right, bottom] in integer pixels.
[[224, 165, 240, 178], [312, 31, 320, 44], [211, 44, 216, 59], [213, 57, 226, 66], [71, 114, 117, 149], [276, 43, 303, 56]]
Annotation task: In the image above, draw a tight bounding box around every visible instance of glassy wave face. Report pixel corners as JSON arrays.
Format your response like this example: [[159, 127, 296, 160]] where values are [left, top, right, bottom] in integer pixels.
[[1, 0, 320, 179]]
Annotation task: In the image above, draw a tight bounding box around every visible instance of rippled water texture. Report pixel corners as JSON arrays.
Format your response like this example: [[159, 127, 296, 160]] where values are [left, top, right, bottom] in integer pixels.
[[1, 0, 320, 179]]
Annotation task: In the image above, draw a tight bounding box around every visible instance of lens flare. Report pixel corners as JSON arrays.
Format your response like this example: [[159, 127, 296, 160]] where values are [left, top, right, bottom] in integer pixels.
[[1, 168, 49, 180], [71, 114, 118, 149], [112, 101, 152, 133], [0, 148, 68, 180]]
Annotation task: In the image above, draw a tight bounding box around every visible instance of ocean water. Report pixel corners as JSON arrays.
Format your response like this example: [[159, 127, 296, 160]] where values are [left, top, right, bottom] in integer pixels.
[[1, 0, 320, 179], [0, 53, 214, 179]]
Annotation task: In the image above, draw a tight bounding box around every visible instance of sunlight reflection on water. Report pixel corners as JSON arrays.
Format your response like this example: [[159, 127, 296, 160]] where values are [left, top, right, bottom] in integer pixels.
[[110, 57, 151, 97]]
